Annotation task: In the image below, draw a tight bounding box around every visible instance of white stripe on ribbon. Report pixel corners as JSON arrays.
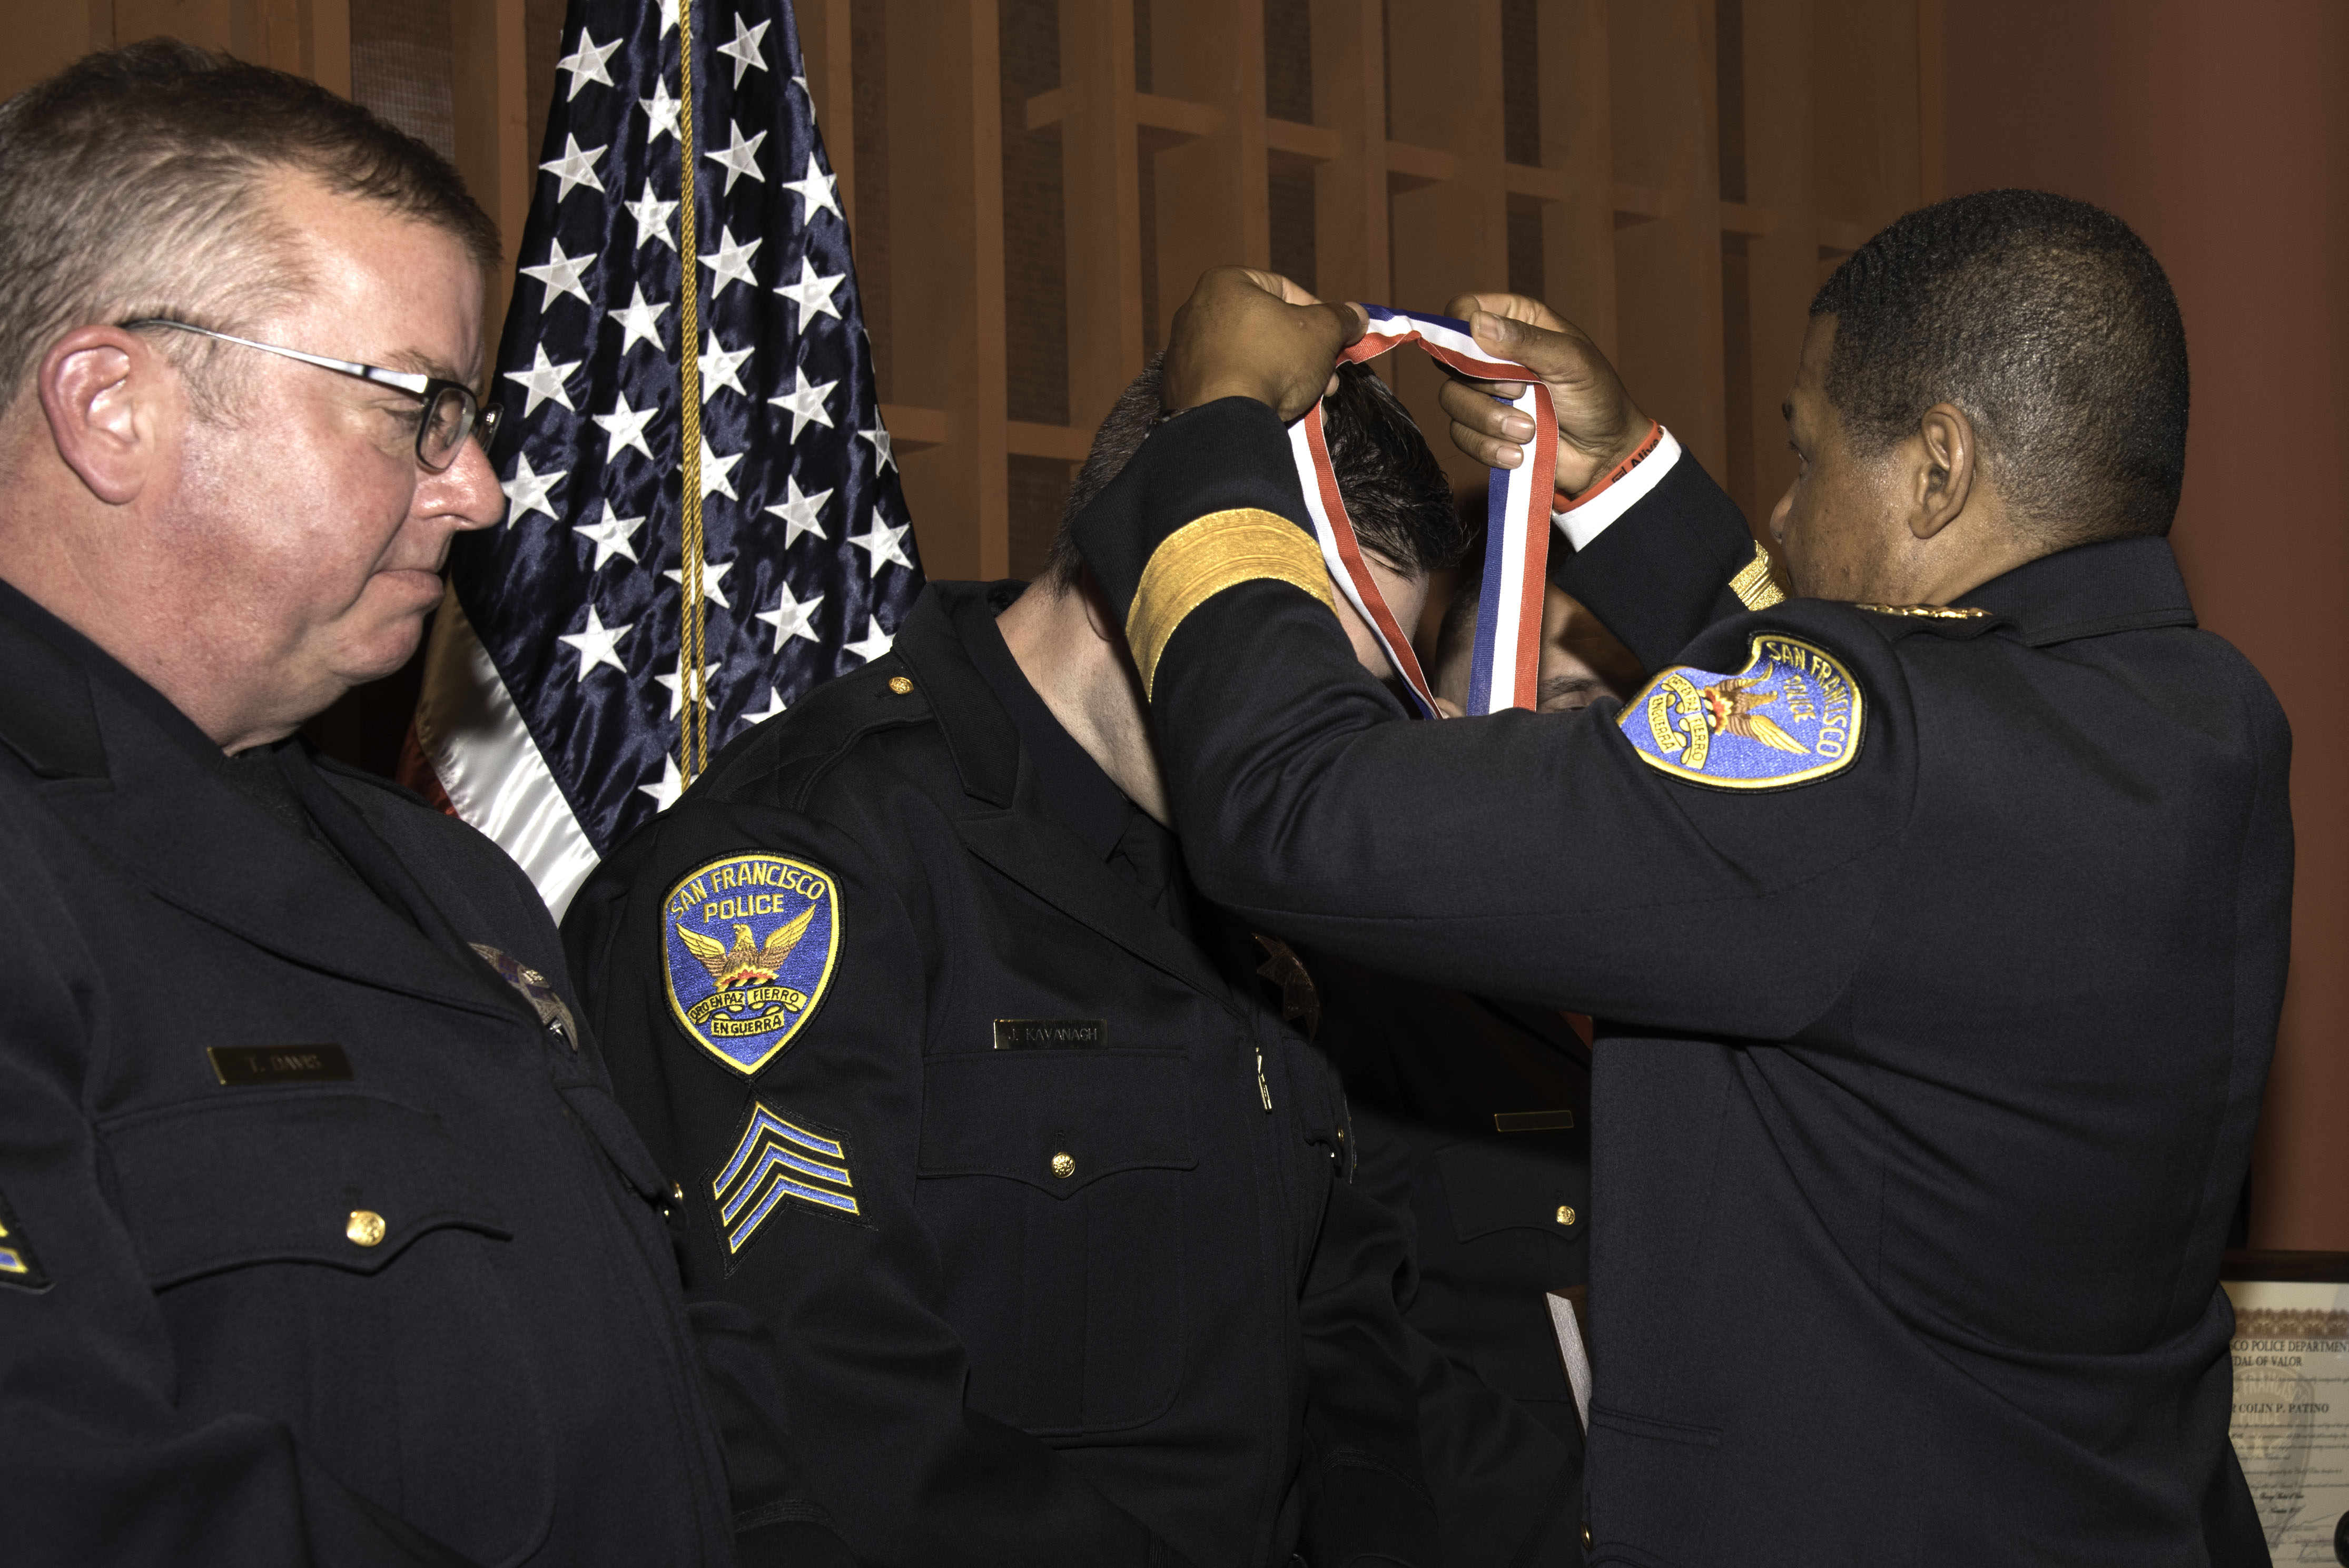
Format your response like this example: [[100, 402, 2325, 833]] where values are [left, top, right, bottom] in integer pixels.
[[1290, 304, 1556, 717], [412, 587, 603, 919]]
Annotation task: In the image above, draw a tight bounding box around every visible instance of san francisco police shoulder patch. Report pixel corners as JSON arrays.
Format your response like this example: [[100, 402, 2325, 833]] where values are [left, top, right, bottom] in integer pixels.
[[1618, 633, 1863, 790], [662, 852, 842, 1077]]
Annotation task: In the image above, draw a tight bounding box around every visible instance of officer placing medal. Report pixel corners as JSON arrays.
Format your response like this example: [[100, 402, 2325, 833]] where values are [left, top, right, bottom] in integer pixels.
[[1068, 190, 2288, 1566]]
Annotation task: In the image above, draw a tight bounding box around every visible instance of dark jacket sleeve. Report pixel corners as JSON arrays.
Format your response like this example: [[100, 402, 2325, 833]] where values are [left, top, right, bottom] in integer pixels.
[[1551, 446, 1771, 673], [1070, 399, 1917, 1029], [0, 834, 479, 1568], [564, 803, 1193, 1568]]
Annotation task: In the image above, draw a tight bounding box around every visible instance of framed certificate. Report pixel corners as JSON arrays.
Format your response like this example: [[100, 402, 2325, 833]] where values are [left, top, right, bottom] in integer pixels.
[[2225, 1250, 2349, 1563]]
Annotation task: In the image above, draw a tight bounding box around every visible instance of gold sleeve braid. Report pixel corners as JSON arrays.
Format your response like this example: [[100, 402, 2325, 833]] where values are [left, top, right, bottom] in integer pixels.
[[1127, 509, 1337, 697], [1729, 540, 1787, 610]]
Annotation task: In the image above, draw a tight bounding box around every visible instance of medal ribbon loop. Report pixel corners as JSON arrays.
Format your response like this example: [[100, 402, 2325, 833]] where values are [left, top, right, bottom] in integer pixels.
[[1289, 305, 1558, 718]]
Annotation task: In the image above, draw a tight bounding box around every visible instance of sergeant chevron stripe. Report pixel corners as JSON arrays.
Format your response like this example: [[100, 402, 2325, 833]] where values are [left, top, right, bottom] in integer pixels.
[[712, 1101, 861, 1254]]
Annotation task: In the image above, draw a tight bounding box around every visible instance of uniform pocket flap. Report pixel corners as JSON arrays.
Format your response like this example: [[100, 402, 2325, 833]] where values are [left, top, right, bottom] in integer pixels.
[[102, 1092, 511, 1286], [1436, 1135, 1588, 1243], [918, 1050, 1196, 1197]]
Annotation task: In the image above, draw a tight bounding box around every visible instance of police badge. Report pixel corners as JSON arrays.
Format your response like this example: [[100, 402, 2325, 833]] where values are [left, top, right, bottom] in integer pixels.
[[1618, 633, 1864, 790], [662, 852, 842, 1076]]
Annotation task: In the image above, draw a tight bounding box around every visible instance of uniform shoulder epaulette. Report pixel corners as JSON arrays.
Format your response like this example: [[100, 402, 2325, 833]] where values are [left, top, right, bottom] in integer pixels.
[[701, 654, 936, 811]]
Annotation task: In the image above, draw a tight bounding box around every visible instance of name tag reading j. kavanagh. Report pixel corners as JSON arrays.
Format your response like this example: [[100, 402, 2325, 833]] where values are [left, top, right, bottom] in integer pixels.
[[208, 1043, 354, 1086], [993, 1018, 1108, 1051]]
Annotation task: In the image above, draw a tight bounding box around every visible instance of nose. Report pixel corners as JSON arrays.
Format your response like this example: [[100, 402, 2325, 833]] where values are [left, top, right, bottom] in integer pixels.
[[425, 430, 509, 532]]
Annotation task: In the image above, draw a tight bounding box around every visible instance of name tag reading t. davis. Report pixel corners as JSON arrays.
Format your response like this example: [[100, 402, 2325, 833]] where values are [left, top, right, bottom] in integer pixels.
[[664, 853, 843, 1077], [208, 1043, 355, 1086]]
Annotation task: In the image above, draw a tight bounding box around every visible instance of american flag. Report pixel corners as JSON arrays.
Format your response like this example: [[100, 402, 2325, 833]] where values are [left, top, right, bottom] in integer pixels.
[[408, 0, 920, 915]]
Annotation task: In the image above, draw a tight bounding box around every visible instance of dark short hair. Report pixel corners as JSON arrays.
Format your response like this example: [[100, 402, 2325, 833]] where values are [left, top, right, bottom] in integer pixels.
[[1810, 189, 2188, 546], [1041, 356, 1466, 591], [0, 38, 500, 412]]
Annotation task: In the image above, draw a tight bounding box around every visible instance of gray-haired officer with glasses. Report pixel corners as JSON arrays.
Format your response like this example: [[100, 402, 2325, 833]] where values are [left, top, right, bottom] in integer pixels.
[[0, 41, 850, 1568]]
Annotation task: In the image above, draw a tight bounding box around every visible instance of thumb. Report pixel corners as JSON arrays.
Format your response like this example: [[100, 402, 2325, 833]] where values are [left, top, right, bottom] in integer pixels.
[[1469, 308, 1586, 384]]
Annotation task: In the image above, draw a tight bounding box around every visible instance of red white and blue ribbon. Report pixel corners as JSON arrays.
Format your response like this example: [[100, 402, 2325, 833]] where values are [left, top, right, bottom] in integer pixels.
[[1289, 304, 1557, 718]]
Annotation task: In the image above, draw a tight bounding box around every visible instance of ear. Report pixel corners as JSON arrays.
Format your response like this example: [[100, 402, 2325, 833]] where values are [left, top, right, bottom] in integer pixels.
[[39, 327, 169, 506], [1907, 402, 1977, 541]]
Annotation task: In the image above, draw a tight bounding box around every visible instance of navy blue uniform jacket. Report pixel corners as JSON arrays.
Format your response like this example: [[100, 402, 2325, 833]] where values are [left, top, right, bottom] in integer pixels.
[[563, 581, 1587, 1567], [1070, 400, 2290, 1567], [0, 582, 846, 1567]]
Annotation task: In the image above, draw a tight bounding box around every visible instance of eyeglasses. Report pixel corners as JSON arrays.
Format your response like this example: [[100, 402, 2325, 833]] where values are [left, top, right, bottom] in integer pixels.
[[119, 318, 501, 473]]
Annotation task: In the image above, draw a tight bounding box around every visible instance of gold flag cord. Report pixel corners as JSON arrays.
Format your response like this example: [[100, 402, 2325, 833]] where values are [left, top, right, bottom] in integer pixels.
[[676, 0, 708, 783]]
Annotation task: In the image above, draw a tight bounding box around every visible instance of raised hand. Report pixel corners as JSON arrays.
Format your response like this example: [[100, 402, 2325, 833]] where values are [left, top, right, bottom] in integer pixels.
[[1162, 267, 1367, 422], [1435, 292, 1651, 496]]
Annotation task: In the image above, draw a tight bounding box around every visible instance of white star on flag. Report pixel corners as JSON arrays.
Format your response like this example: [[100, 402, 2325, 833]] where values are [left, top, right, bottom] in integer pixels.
[[593, 393, 659, 462], [638, 754, 685, 811], [781, 154, 841, 222], [742, 686, 789, 725], [538, 134, 606, 202], [705, 121, 767, 194], [520, 240, 594, 310], [851, 516, 913, 577], [655, 661, 726, 718], [606, 287, 669, 355], [769, 373, 838, 440], [765, 475, 833, 547], [640, 76, 681, 144], [697, 330, 754, 402], [699, 436, 744, 500], [792, 74, 811, 104], [844, 616, 895, 664], [716, 15, 772, 84], [504, 344, 580, 416], [500, 451, 567, 519], [700, 226, 762, 298], [756, 579, 825, 650], [776, 257, 845, 327], [663, 553, 734, 609], [573, 505, 645, 569], [555, 30, 620, 100], [557, 605, 631, 681], [625, 180, 677, 252], [858, 422, 896, 471]]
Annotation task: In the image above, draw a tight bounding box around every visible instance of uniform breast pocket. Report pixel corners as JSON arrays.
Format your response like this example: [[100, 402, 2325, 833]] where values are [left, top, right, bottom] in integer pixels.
[[916, 1049, 1197, 1437], [100, 1091, 556, 1568]]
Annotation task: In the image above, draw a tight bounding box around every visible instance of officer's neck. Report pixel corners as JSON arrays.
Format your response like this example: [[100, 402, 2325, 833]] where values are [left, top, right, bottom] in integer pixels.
[[995, 573, 1174, 826]]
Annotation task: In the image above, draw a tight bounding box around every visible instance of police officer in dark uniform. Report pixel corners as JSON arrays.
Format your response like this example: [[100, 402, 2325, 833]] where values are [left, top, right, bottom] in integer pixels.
[[1071, 192, 2285, 1565], [564, 363, 1584, 1567], [0, 45, 843, 1566]]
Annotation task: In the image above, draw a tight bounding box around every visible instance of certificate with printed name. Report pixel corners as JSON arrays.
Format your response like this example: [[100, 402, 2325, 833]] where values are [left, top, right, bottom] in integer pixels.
[[2227, 1257, 2349, 1564]]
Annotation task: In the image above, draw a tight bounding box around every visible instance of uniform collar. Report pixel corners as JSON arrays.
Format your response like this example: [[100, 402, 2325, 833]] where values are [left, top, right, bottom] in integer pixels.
[[1954, 535, 2197, 647], [0, 573, 216, 778], [891, 581, 1019, 807]]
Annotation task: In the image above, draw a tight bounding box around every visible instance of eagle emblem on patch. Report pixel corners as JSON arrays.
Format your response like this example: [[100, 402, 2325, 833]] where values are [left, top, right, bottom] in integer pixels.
[[710, 1099, 865, 1263], [1619, 633, 1863, 789], [662, 853, 842, 1076]]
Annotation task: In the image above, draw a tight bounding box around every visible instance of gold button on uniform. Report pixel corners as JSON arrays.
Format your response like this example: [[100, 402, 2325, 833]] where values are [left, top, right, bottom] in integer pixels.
[[1555, 1205, 1577, 1227], [887, 675, 914, 695], [346, 1209, 387, 1247], [1050, 1152, 1075, 1179], [1582, 1523, 1594, 1551]]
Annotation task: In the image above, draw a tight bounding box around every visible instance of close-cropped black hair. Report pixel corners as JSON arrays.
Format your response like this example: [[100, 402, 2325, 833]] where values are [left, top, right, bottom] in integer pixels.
[[1810, 189, 2188, 547], [1040, 355, 1466, 591]]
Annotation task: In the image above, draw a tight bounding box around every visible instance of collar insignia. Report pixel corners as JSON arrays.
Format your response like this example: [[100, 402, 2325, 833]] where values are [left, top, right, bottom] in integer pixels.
[[1850, 602, 1991, 619], [470, 944, 579, 1050], [0, 1186, 52, 1293], [710, 1100, 864, 1263], [663, 853, 842, 1077], [1620, 633, 1864, 790]]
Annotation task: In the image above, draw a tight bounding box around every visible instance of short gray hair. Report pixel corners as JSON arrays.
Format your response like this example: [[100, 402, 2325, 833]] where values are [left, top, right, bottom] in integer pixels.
[[0, 38, 499, 416]]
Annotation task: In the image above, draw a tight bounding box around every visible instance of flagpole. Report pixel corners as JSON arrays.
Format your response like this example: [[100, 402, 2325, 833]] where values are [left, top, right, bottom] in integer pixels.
[[676, 0, 708, 782]]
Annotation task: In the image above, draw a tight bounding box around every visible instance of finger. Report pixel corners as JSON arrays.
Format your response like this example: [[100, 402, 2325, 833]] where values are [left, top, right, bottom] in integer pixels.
[[1433, 697, 1465, 719], [1443, 291, 1567, 333], [1436, 378, 1536, 442], [1449, 418, 1526, 471]]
